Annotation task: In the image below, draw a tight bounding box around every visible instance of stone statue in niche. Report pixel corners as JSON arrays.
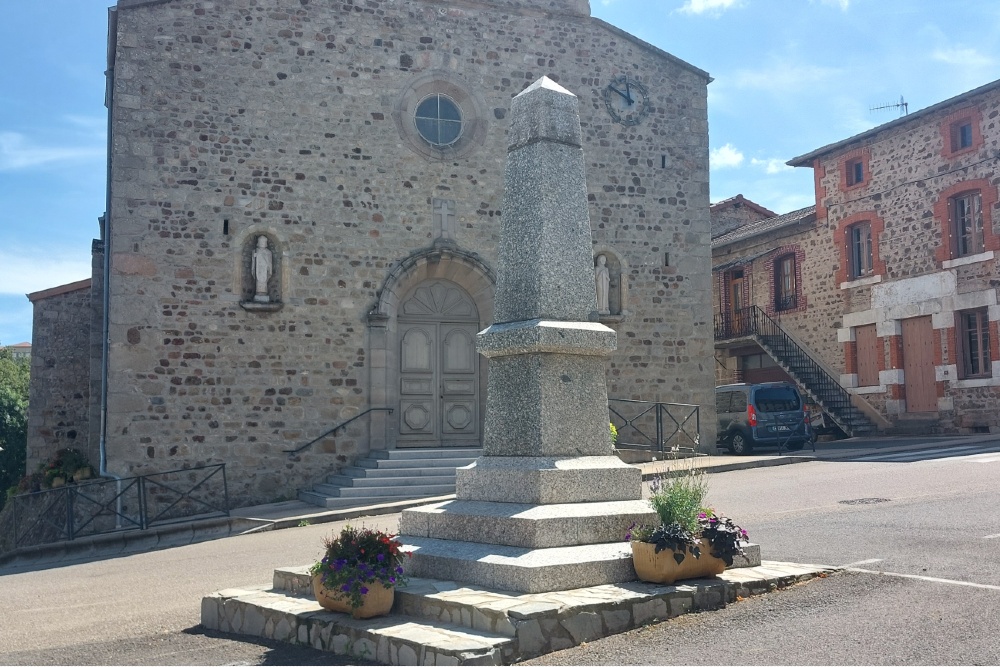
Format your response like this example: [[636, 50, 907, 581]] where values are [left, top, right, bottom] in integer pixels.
[[595, 254, 610, 315], [251, 235, 272, 302]]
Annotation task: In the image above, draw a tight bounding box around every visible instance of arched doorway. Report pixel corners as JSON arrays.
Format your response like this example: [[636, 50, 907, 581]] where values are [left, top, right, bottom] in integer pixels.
[[397, 280, 480, 446], [367, 246, 495, 451]]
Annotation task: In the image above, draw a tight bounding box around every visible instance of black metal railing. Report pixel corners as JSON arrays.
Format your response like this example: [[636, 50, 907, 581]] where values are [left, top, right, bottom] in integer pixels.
[[609, 399, 700, 454], [283, 407, 394, 456], [775, 293, 798, 312], [714, 305, 873, 436], [7, 464, 229, 552]]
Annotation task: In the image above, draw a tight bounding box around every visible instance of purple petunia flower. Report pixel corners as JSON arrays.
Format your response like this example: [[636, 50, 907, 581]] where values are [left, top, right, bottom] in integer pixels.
[[360, 586, 369, 595]]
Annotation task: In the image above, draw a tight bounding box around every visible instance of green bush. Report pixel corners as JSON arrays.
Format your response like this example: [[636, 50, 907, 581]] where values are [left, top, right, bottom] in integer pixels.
[[647, 470, 708, 533]]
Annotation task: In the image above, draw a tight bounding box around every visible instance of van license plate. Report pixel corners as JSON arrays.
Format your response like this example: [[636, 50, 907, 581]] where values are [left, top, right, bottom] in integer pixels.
[[776, 425, 789, 431]]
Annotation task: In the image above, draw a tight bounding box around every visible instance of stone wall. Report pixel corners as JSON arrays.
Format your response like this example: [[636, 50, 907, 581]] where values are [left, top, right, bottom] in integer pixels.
[[27, 281, 95, 471], [102, 0, 714, 505]]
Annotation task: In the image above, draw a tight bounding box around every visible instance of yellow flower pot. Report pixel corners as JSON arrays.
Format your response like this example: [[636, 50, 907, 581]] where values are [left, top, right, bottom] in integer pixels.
[[311, 575, 394, 619], [631, 538, 727, 585]]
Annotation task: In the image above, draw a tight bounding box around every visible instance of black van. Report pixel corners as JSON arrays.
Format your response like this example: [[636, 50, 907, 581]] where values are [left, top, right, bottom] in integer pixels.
[[715, 382, 813, 455]]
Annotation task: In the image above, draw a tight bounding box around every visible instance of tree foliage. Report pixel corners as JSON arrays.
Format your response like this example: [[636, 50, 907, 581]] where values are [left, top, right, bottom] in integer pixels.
[[0, 347, 30, 511]]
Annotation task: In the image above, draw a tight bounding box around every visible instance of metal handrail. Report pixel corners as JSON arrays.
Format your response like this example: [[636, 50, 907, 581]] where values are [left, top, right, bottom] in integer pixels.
[[609, 399, 700, 454], [283, 407, 394, 455]]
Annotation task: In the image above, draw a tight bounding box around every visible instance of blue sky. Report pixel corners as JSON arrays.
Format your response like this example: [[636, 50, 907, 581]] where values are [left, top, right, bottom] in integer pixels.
[[2, 0, 999, 346]]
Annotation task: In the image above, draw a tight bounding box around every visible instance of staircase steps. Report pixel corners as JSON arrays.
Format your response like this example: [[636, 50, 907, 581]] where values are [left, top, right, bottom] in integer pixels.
[[298, 448, 481, 510]]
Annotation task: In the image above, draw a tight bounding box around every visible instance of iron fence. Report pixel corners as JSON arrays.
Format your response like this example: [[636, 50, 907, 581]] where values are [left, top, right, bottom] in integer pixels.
[[609, 399, 701, 454], [7, 464, 229, 551]]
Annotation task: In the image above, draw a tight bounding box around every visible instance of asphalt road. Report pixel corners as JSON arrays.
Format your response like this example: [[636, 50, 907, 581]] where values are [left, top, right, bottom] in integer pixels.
[[2, 442, 999, 665], [526, 445, 1000, 665]]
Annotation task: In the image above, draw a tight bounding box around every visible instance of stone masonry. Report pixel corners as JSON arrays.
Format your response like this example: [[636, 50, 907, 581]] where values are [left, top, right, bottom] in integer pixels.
[[28, 0, 715, 507], [713, 79, 1000, 433], [26, 280, 95, 471]]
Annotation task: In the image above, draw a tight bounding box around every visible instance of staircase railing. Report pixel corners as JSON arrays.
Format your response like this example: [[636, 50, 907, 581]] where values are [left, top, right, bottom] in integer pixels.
[[714, 306, 870, 436], [283, 407, 394, 456]]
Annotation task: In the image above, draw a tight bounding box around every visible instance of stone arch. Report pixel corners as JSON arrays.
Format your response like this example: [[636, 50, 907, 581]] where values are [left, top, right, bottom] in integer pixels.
[[367, 246, 496, 449]]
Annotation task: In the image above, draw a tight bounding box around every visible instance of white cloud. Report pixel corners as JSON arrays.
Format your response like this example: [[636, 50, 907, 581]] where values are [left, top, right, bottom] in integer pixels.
[[732, 63, 840, 94], [931, 46, 994, 68], [710, 143, 744, 170], [813, 0, 850, 9], [0, 131, 105, 171], [0, 249, 91, 296], [750, 157, 794, 174], [678, 0, 743, 16]]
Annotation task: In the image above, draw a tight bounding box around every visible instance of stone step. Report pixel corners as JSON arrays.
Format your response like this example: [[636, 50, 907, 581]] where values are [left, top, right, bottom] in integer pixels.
[[354, 457, 479, 471], [297, 491, 455, 510], [326, 474, 459, 489], [340, 465, 466, 480], [202, 585, 514, 665], [370, 448, 483, 461], [206, 560, 838, 664], [312, 483, 458, 499]]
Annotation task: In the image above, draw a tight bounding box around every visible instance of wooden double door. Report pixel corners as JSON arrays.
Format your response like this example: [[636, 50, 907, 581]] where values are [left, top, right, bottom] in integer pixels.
[[397, 281, 481, 447]]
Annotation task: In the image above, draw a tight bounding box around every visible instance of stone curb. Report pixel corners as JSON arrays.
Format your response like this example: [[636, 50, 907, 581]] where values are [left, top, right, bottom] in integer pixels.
[[202, 561, 839, 665]]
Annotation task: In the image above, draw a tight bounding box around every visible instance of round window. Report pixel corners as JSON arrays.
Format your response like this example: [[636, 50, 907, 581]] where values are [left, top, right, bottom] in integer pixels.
[[414, 94, 463, 148]]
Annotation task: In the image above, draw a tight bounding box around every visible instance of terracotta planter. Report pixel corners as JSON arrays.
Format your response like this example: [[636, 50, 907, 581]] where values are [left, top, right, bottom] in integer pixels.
[[311, 575, 394, 619], [631, 539, 727, 585]]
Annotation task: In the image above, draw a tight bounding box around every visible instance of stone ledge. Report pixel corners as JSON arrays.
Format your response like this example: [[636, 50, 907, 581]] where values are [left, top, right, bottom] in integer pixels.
[[477, 319, 616, 358], [399, 498, 657, 548], [205, 561, 839, 665]]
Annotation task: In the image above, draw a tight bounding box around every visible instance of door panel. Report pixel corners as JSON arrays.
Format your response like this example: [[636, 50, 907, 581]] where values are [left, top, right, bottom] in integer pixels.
[[856, 324, 880, 387], [440, 324, 478, 440], [399, 326, 437, 438], [397, 280, 480, 447], [902, 316, 937, 413]]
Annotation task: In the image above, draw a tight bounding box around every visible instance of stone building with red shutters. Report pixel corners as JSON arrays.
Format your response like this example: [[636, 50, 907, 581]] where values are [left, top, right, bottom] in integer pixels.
[[713, 78, 1000, 435]]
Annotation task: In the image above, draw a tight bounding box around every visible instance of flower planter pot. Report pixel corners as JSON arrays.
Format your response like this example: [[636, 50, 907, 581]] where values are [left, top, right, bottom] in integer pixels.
[[631, 538, 727, 585], [311, 575, 394, 619]]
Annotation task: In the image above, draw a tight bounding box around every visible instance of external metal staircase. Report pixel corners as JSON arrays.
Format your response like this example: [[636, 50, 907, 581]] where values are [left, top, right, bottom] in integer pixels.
[[715, 305, 877, 437], [298, 447, 481, 509]]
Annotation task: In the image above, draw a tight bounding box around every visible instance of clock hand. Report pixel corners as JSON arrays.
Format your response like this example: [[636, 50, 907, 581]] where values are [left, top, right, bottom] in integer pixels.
[[608, 85, 631, 103], [624, 78, 634, 105]]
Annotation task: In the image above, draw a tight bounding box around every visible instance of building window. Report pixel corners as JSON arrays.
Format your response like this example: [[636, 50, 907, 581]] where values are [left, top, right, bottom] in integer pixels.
[[957, 308, 991, 379], [846, 158, 864, 187], [847, 222, 873, 279], [774, 254, 797, 312], [950, 191, 984, 258], [414, 94, 463, 148], [951, 121, 974, 152]]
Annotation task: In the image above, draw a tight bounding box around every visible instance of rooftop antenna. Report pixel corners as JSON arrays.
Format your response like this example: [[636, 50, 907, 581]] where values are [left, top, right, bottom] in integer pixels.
[[870, 95, 909, 117]]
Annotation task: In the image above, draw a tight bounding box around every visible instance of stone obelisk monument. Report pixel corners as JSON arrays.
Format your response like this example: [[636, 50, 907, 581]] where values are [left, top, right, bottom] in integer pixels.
[[400, 77, 656, 593]]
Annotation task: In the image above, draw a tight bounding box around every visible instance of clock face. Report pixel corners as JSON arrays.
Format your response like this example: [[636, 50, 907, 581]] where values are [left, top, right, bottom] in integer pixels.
[[603, 75, 650, 126]]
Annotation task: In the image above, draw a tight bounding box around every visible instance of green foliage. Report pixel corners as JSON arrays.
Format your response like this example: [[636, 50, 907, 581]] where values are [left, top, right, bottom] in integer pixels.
[[610, 421, 618, 446], [0, 347, 30, 512], [309, 524, 410, 609], [647, 470, 708, 533], [626, 469, 748, 567]]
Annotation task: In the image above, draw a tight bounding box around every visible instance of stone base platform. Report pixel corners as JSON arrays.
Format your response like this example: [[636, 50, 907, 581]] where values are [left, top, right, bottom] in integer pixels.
[[201, 559, 837, 665]]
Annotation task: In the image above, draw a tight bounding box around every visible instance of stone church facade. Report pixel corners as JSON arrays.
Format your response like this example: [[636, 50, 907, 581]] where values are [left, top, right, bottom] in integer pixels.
[[29, 0, 714, 506]]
